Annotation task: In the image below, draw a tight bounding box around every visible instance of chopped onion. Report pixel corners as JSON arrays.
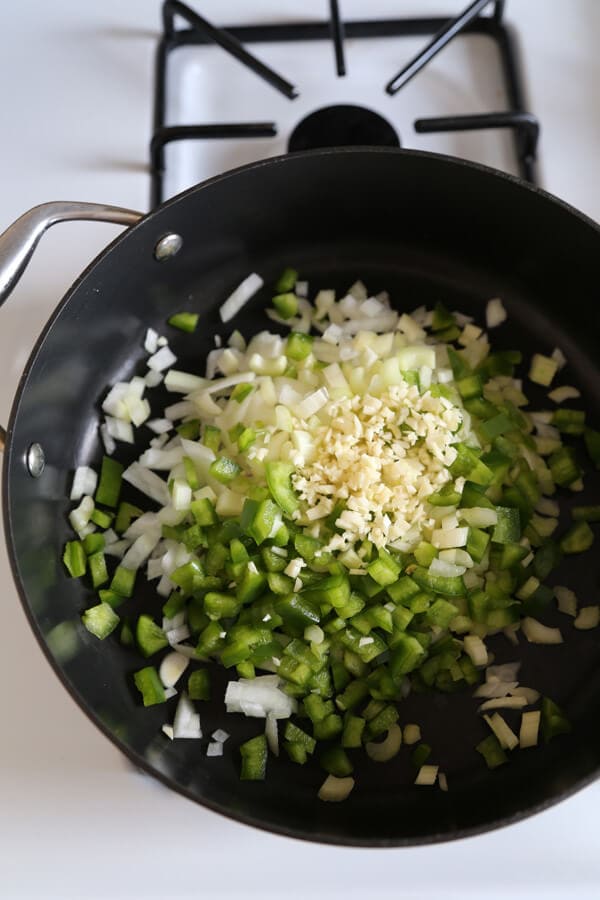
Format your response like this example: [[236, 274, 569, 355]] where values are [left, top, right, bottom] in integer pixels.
[[265, 712, 279, 756], [159, 651, 190, 689], [173, 693, 202, 739], [70, 466, 97, 501], [100, 423, 116, 455], [121, 529, 161, 571], [164, 369, 207, 393], [522, 617, 563, 644], [487, 662, 521, 682], [551, 347, 567, 370], [212, 729, 229, 743], [219, 273, 264, 323], [162, 724, 174, 740], [519, 710, 541, 749], [403, 724, 421, 745], [474, 680, 519, 699], [206, 742, 224, 757], [431, 527, 468, 550], [555, 584, 577, 617], [225, 675, 296, 719], [484, 713, 519, 750], [145, 369, 164, 388], [548, 385, 581, 404], [428, 557, 466, 578], [463, 634, 488, 667], [415, 765, 439, 786], [318, 775, 355, 802], [366, 723, 402, 762], [104, 416, 134, 444], [510, 686, 540, 704], [486, 297, 507, 328], [166, 624, 191, 646], [148, 345, 177, 372], [438, 772, 448, 792], [139, 446, 184, 470], [146, 418, 173, 435], [459, 507, 498, 528], [104, 539, 130, 558], [574, 606, 600, 630], [69, 495, 94, 534], [122, 462, 170, 506], [145, 328, 159, 354], [478, 696, 527, 713]]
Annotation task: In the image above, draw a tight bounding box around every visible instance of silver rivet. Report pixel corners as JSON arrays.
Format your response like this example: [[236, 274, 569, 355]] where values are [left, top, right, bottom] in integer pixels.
[[26, 442, 45, 478], [154, 233, 183, 261]]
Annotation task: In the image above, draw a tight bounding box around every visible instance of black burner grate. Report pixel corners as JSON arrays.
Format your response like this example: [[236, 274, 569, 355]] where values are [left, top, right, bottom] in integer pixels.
[[151, 0, 539, 207]]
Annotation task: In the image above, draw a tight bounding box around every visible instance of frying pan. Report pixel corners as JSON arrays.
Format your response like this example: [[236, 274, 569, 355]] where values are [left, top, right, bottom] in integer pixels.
[[2, 148, 600, 846]]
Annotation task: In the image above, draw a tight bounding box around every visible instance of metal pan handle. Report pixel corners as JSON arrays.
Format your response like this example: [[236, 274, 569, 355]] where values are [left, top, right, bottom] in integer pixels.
[[0, 201, 144, 452]]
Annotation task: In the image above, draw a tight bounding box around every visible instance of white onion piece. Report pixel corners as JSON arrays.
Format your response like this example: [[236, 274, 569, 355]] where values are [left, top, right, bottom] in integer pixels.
[[220, 273, 264, 322], [138, 446, 184, 470], [105, 416, 134, 444], [428, 557, 466, 578], [474, 680, 519, 699], [70, 466, 97, 501], [103, 528, 119, 546], [163, 612, 185, 632], [167, 625, 191, 646], [463, 635, 488, 667], [145, 369, 164, 388], [297, 387, 329, 418], [478, 696, 527, 713], [121, 529, 161, 571], [123, 512, 159, 541], [431, 527, 468, 550], [165, 400, 197, 421], [486, 297, 507, 328], [164, 369, 207, 393], [265, 712, 279, 756], [574, 606, 600, 630], [487, 662, 521, 682], [366, 723, 402, 762], [100, 423, 116, 455], [162, 724, 174, 741], [173, 693, 202, 739], [163, 686, 177, 700], [522, 617, 563, 644], [438, 772, 449, 792], [156, 573, 173, 597], [144, 328, 159, 354], [69, 495, 94, 534], [122, 462, 170, 506], [519, 710, 541, 749], [206, 742, 224, 757], [104, 539, 131, 558], [458, 507, 498, 527], [484, 713, 519, 750], [415, 765, 438, 786], [553, 585, 577, 619], [146, 418, 173, 435], [318, 775, 355, 802], [159, 651, 190, 688], [403, 724, 421, 745], [148, 345, 177, 372], [225, 676, 296, 719], [510, 686, 540, 704], [212, 729, 229, 743], [551, 347, 567, 370]]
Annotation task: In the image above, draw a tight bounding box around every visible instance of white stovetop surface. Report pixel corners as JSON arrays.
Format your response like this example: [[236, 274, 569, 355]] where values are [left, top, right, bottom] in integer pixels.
[[1, 2, 600, 897]]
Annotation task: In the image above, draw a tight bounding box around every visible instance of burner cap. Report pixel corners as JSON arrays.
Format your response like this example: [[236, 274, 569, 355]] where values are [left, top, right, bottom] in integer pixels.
[[288, 104, 400, 153]]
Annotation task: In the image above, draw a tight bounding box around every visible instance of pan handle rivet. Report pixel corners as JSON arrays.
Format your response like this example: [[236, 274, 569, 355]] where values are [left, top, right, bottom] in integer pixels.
[[26, 442, 45, 478], [154, 233, 183, 261]]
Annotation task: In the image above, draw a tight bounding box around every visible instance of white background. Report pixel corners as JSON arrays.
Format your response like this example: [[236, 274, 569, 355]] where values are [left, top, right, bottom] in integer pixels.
[[1, 2, 600, 898]]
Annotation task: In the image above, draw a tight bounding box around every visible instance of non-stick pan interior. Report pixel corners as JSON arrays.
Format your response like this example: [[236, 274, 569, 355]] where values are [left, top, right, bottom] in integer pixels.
[[4, 148, 600, 845]]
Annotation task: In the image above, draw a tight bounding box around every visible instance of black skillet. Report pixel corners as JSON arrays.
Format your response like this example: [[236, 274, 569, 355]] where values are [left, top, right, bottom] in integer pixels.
[[2, 148, 600, 846]]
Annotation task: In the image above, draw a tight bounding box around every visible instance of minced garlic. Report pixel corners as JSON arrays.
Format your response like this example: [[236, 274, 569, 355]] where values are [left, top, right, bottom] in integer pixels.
[[291, 382, 462, 551]]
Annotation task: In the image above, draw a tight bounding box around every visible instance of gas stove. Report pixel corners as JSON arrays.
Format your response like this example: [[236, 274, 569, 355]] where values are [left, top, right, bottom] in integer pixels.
[[153, 0, 538, 205], [2, 2, 600, 898]]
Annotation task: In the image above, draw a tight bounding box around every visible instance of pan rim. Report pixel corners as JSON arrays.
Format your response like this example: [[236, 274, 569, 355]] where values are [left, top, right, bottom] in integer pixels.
[[2, 145, 600, 846]]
